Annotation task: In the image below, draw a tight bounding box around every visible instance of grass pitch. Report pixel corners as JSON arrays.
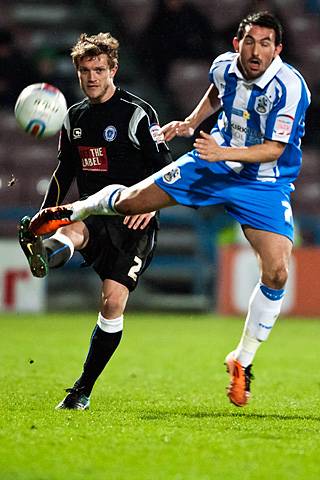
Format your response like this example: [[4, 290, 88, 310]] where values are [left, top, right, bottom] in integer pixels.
[[0, 311, 319, 480]]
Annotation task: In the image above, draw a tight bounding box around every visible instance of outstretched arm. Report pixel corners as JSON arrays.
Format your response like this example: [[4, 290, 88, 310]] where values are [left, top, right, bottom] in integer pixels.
[[161, 85, 221, 141], [41, 124, 76, 209], [40, 160, 75, 209]]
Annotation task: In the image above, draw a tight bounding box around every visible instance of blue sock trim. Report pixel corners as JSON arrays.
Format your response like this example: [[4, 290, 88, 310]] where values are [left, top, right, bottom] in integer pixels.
[[108, 187, 123, 213], [260, 284, 285, 301], [47, 244, 69, 260]]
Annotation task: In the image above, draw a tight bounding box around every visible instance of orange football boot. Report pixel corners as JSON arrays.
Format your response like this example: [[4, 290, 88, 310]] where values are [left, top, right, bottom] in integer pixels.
[[225, 352, 254, 407], [30, 205, 74, 235]]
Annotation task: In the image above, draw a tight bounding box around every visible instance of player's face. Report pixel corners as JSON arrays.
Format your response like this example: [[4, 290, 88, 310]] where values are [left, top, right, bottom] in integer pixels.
[[77, 54, 118, 103], [233, 25, 282, 80]]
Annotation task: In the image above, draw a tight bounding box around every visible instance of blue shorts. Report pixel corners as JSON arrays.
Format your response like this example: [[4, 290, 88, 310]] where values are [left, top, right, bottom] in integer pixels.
[[154, 152, 294, 242]]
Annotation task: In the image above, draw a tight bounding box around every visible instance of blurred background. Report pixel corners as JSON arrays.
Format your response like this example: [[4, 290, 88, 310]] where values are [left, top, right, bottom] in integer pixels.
[[1, 0, 320, 314]]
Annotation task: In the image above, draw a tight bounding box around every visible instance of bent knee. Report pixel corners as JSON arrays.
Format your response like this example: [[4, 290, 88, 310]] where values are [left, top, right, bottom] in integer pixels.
[[262, 264, 288, 289], [102, 296, 123, 312], [58, 222, 88, 249], [101, 292, 127, 319]]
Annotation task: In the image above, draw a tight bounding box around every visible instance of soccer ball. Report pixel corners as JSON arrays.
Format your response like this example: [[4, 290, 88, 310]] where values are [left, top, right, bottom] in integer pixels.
[[14, 83, 67, 138]]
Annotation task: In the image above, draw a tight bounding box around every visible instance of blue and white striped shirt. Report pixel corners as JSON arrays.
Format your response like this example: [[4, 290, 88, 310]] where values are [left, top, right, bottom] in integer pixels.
[[209, 52, 311, 184]]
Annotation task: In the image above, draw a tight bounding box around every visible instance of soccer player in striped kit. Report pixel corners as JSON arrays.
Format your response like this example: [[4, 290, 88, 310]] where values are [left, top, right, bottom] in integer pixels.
[[30, 12, 311, 407]]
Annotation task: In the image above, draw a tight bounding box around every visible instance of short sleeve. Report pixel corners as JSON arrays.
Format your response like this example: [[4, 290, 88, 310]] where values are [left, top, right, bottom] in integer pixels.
[[265, 76, 311, 144]]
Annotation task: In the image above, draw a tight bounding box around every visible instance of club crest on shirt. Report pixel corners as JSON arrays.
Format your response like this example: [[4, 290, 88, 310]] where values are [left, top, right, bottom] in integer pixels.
[[103, 125, 117, 142], [254, 95, 272, 114], [162, 166, 181, 184], [73, 128, 82, 139]]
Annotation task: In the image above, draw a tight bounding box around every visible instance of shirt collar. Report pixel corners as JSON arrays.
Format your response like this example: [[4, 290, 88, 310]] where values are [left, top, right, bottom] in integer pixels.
[[229, 53, 283, 88]]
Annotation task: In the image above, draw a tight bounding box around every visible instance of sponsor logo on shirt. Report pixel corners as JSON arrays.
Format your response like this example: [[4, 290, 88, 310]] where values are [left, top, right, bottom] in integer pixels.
[[73, 128, 82, 139], [254, 95, 272, 114], [230, 122, 263, 144], [149, 123, 165, 144], [78, 146, 108, 171], [103, 125, 117, 142], [273, 114, 294, 136], [162, 166, 181, 184], [231, 107, 250, 120]]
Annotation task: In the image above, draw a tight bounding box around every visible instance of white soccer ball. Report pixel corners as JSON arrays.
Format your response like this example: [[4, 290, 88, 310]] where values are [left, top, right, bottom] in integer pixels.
[[14, 83, 67, 138]]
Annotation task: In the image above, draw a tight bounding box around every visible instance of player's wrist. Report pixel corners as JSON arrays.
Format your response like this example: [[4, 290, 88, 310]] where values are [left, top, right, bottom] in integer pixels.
[[184, 117, 196, 128]]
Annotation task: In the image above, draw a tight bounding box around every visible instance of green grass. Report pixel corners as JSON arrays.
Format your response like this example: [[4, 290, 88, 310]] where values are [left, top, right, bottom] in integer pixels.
[[0, 312, 319, 480]]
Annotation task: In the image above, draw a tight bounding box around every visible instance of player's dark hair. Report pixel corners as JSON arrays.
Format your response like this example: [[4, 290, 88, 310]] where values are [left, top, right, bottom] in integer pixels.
[[71, 32, 119, 69], [237, 11, 283, 46]]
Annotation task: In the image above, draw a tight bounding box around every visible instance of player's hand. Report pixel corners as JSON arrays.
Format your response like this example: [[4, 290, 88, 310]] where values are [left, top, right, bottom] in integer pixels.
[[194, 130, 223, 162], [123, 212, 156, 230], [161, 120, 195, 142]]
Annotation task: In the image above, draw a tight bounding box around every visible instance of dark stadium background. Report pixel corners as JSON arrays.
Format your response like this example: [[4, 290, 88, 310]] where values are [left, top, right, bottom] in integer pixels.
[[1, 0, 320, 313]]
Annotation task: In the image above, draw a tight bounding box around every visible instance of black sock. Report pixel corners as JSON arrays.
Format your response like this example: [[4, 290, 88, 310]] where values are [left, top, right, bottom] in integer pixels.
[[44, 238, 71, 268], [75, 325, 122, 397]]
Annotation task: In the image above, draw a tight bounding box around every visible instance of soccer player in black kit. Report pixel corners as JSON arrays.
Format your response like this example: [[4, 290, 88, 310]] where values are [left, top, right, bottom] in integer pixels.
[[19, 32, 172, 410]]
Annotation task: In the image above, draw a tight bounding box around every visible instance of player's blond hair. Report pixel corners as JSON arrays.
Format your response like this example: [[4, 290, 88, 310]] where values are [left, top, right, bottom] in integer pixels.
[[71, 32, 119, 69]]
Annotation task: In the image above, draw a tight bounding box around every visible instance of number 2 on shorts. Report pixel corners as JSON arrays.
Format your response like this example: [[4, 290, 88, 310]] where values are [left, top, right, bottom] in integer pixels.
[[128, 256, 142, 281]]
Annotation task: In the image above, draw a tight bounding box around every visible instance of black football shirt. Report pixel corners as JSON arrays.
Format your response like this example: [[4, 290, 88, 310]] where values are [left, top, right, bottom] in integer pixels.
[[42, 87, 172, 207]]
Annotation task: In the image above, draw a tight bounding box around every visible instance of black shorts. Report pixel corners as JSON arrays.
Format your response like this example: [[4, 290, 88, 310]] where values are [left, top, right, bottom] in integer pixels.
[[80, 215, 157, 291]]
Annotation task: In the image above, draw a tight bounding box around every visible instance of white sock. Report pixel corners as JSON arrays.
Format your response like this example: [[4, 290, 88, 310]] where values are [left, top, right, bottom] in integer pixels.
[[70, 184, 126, 221], [233, 335, 261, 368], [97, 312, 123, 333], [233, 282, 285, 367]]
